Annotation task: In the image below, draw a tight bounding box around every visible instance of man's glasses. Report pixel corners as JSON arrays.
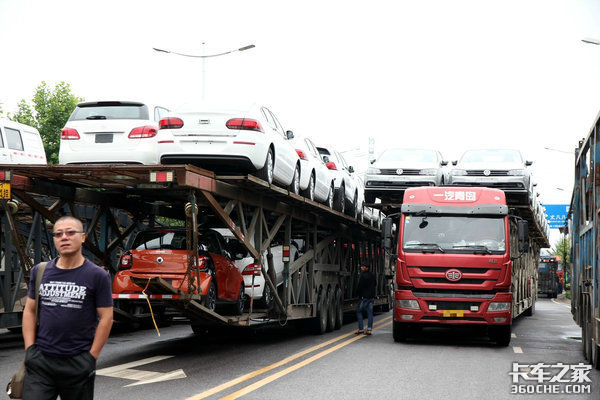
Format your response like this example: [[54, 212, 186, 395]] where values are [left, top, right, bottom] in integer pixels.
[[52, 230, 84, 238]]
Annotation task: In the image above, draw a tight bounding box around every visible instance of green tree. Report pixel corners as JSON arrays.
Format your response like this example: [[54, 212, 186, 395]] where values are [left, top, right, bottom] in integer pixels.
[[12, 81, 83, 164]]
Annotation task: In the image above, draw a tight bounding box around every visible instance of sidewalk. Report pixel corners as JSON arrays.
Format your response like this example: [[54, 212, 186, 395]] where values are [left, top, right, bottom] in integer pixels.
[[554, 292, 570, 305]]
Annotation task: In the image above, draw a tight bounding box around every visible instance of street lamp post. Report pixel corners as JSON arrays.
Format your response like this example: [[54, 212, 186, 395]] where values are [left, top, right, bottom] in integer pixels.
[[153, 43, 255, 100]]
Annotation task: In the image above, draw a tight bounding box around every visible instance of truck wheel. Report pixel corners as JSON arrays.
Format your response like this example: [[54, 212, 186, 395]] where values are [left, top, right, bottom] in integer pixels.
[[490, 325, 511, 347], [313, 286, 329, 334], [334, 288, 343, 330], [393, 321, 409, 342], [326, 287, 335, 332], [523, 299, 535, 317]]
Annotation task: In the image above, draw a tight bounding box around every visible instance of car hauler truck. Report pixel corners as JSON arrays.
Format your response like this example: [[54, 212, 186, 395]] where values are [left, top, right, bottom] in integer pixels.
[[382, 186, 543, 346], [0, 164, 392, 334], [569, 117, 600, 369]]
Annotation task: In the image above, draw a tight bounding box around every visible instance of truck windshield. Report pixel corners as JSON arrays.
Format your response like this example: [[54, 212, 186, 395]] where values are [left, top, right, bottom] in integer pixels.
[[402, 215, 506, 253]]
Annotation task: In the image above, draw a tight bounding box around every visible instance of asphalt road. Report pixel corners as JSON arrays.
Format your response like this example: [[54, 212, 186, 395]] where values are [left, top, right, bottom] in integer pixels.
[[1, 296, 598, 400]]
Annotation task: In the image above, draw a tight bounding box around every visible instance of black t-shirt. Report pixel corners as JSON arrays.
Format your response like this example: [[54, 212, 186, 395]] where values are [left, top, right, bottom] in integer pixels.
[[356, 270, 376, 299], [27, 258, 113, 357]]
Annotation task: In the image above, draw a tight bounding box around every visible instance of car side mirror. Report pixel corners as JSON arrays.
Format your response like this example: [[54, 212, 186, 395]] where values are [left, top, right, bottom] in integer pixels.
[[370, 159, 376, 164], [525, 160, 533, 166], [441, 160, 448, 166], [452, 160, 458, 166], [382, 218, 394, 250], [348, 166, 354, 173], [286, 130, 295, 139]]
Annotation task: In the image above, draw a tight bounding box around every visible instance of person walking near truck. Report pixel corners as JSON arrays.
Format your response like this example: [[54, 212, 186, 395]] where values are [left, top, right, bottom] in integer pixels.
[[21, 215, 113, 400], [355, 261, 376, 335]]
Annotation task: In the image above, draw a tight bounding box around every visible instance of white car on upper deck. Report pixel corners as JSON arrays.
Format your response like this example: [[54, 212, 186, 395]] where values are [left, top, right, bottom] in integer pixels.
[[446, 149, 533, 205], [59, 100, 170, 165], [157, 103, 301, 192]]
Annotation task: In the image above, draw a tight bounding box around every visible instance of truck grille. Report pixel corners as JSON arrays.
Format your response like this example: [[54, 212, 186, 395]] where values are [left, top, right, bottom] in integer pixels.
[[422, 278, 487, 284], [426, 300, 482, 310]]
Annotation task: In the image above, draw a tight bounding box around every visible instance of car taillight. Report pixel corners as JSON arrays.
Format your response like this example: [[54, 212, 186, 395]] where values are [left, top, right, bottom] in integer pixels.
[[296, 150, 307, 160], [129, 126, 158, 139], [326, 161, 337, 170], [61, 128, 80, 140], [226, 118, 264, 132], [242, 264, 262, 276], [159, 117, 184, 129], [196, 256, 210, 272], [119, 253, 132, 270]]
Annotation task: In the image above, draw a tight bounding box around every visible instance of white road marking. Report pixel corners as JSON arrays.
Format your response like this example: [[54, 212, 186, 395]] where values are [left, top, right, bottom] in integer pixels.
[[513, 346, 523, 354], [97, 355, 187, 386], [551, 298, 571, 309]]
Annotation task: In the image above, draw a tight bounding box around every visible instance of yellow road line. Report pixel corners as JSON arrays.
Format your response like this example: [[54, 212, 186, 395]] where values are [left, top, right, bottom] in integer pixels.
[[186, 316, 392, 400], [218, 320, 393, 400]]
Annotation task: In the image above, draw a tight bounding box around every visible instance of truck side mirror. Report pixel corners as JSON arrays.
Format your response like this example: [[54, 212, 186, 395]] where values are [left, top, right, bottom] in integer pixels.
[[517, 219, 529, 253], [382, 217, 394, 250]]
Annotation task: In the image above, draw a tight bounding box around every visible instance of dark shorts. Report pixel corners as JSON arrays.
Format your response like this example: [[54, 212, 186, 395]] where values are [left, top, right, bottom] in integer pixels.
[[23, 344, 96, 400]]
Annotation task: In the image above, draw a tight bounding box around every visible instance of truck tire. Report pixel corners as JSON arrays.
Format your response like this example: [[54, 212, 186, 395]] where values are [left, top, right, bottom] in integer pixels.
[[313, 286, 329, 334], [523, 299, 535, 317], [490, 325, 511, 347], [334, 288, 343, 330], [393, 320, 409, 342], [326, 287, 335, 332]]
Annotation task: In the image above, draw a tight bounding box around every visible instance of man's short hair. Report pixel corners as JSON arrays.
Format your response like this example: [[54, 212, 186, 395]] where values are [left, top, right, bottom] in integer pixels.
[[53, 215, 84, 231], [361, 261, 371, 269]]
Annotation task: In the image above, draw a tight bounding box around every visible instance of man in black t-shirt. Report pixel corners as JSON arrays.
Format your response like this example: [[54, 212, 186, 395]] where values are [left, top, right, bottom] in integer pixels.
[[22, 215, 113, 400], [355, 261, 376, 335]]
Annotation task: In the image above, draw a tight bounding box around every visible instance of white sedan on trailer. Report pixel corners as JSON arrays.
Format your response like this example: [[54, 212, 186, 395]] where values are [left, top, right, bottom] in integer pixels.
[[157, 103, 301, 192], [289, 135, 335, 207]]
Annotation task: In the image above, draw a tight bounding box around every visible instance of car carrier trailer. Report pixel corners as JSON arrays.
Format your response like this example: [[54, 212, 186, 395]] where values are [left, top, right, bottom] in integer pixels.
[[0, 164, 393, 334], [569, 115, 600, 369]]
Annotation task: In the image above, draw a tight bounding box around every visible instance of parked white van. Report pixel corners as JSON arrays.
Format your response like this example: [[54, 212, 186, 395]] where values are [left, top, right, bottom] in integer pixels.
[[0, 118, 47, 164]]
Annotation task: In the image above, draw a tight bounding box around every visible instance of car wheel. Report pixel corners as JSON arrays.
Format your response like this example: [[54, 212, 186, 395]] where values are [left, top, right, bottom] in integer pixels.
[[289, 163, 300, 194], [203, 281, 217, 312], [302, 173, 315, 201], [326, 184, 334, 208], [334, 184, 345, 213], [257, 148, 274, 184], [352, 191, 358, 219], [258, 280, 274, 309], [232, 283, 245, 315]]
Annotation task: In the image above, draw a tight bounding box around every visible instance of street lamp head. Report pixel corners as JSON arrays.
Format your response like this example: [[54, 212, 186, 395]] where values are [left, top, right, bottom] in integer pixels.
[[238, 44, 255, 51], [582, 37, 600, 45], [153, 47, 170, 54]]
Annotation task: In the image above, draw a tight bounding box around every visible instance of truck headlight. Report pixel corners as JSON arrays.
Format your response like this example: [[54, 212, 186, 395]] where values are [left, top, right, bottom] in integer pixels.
[[488, 302, 511, 312], [450, 169, 467, 176], [396, 299, 420, 310], [367, 167, 381, 174]]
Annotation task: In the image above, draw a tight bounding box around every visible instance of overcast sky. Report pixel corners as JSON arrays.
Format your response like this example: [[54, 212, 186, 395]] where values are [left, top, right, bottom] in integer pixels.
[[1, 0, 599, 245]]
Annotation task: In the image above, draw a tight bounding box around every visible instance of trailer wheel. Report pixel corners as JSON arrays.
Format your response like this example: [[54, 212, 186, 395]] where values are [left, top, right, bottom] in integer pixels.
[[314, 286, 329, 334], [393, 321, 408, 342], [523, 299, 535, 317], [334, 287, 343, 330], [490, 325, 511, 347], [326, 286, 335, 332]]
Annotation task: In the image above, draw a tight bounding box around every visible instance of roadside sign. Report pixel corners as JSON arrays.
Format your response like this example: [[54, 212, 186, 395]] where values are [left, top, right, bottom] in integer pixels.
[[543, 204, 569, 229]]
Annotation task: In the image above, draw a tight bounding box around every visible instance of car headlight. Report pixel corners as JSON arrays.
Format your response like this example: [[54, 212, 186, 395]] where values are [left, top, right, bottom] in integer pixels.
[[419, 169, 438, 175], [367, 167, 381, 174], [450, 169, 467, 176], [508, 169, 527, 176], [488, 302, 511, 312], [395, 299, 420, 310]]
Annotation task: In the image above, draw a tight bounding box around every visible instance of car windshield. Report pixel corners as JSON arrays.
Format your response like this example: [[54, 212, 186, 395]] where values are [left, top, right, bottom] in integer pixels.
[[132, 230, 216, 252], [403, 215, 506, 253], [70, 103, 150, 121], [378, 149, 436, 163], [459, 150, 523, 164]]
